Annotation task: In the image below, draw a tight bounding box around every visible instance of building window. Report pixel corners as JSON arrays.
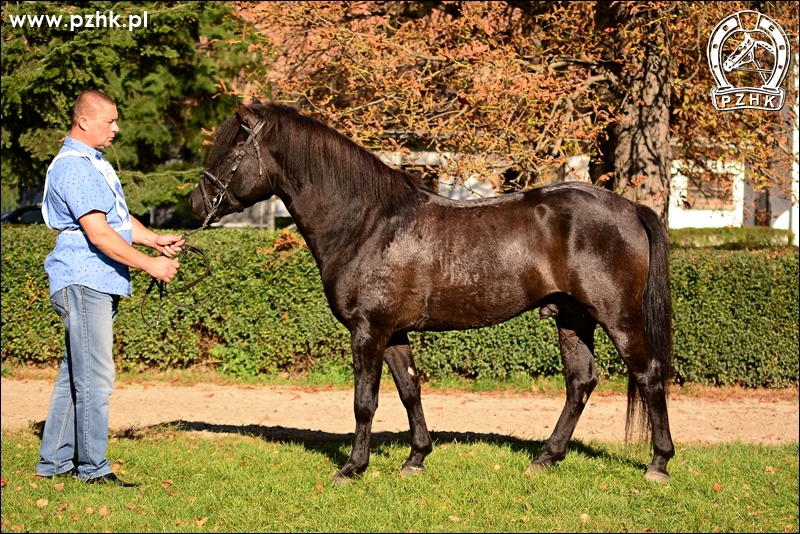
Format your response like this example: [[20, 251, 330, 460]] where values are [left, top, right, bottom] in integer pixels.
[[681, 161, 737, 210]]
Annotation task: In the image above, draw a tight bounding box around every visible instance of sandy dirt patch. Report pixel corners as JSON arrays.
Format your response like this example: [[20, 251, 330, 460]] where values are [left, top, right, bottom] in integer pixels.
[[2, 378, 797, 445]]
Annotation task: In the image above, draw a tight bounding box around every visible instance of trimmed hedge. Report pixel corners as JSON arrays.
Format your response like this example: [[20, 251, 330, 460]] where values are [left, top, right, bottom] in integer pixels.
[[669, 226, 795, 249], [1, 225, 797, 387]]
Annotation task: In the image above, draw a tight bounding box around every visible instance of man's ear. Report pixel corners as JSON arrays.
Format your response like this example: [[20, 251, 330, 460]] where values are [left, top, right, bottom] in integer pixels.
[[77, 115, 90, 131], [234, 97, 257, 128]]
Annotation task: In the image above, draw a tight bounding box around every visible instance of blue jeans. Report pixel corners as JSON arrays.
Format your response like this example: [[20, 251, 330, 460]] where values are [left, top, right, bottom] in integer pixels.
[[36, 285, 119, 481]]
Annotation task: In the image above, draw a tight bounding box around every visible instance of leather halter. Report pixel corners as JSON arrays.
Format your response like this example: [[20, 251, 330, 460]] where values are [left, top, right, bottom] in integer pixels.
[[198, 115, 271, 227], [141, 115, 271, 328]]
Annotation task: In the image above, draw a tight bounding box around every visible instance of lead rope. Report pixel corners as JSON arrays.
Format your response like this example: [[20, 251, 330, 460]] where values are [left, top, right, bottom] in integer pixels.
[[140, 217, 216, 328]]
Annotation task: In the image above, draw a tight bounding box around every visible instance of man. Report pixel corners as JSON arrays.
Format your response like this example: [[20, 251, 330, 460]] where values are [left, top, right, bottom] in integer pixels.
[[36, 90, 185, 486]]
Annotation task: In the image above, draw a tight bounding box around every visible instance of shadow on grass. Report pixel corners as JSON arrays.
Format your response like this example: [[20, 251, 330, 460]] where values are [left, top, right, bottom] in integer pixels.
[[99, 419, 643, 473], [29, 418, 648, 473]]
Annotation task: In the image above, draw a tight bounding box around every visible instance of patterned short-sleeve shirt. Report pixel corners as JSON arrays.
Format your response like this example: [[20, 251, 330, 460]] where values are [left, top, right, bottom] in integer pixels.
[[43, 137, 133, 297]]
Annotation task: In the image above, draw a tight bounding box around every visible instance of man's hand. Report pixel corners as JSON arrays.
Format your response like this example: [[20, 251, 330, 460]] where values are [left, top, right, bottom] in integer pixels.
[[146, 256, 180, 283], [154, 234, 185, 258]]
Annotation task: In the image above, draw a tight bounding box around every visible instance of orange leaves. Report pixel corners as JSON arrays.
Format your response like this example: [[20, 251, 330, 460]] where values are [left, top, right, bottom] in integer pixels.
[[126, 504, 147, 515], [161, 479, 181, 497]]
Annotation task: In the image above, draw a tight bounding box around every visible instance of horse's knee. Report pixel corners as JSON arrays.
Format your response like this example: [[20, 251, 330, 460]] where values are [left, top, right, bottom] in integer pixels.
[[539, 303, 559, 320]]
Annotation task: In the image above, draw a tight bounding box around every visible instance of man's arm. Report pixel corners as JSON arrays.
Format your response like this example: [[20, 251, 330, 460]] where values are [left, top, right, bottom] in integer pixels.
[[79, 211, 180, 283], [130, 215, 185, 258]]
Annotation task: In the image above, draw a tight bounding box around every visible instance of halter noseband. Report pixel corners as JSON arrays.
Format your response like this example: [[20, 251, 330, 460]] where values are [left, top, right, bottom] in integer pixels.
[[199, 115, 271, 228]]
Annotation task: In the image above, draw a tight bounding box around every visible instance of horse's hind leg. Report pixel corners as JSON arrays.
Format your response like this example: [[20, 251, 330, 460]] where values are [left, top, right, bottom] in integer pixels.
[[527, 309, 598, 473], [384, 332, 432, 474], [605, 318, 674, 482]]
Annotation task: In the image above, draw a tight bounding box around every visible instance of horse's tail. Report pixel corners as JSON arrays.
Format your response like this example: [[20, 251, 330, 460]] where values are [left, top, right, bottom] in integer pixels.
[[626, 203, 673, 442]]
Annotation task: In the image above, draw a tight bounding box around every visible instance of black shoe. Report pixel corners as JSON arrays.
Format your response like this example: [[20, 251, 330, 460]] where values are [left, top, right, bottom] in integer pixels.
[[85, 473, 138, 487]]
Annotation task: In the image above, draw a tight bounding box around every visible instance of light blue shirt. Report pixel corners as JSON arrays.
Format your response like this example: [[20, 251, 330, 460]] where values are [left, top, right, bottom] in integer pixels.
[[43, 137, 134, 297]]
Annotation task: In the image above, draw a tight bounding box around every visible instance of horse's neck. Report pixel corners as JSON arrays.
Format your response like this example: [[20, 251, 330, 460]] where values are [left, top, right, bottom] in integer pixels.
[[274, 177, 395, 276]]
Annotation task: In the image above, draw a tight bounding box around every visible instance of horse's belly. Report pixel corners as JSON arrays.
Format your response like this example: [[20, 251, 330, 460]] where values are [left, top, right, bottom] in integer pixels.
[[409, 283, 536, 331]]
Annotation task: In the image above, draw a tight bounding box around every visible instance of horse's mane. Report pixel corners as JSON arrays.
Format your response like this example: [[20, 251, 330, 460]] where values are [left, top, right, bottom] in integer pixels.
[[208, 101, 423, 210]]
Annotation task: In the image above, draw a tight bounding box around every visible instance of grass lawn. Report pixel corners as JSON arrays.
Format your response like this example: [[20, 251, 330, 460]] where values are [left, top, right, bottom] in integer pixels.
[[1, 424, 797, 532]]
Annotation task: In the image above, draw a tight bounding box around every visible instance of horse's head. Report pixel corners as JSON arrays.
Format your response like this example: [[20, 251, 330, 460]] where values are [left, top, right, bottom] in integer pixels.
[[190, 99, 278, 224], [723, 33, 755, 73]]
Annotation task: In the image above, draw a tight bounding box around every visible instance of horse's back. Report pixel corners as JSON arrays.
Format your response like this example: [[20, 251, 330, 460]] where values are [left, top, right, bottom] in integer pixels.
[[368, 182, 651, 331]]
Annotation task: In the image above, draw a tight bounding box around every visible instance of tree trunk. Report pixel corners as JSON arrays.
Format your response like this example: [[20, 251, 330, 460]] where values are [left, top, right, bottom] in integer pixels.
[[597, 2, 673, 225], [614, 51, 672, 225]]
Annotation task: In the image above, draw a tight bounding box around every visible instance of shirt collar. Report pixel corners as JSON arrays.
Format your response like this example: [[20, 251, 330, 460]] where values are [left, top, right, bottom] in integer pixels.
[[64, 137, 104, 160]]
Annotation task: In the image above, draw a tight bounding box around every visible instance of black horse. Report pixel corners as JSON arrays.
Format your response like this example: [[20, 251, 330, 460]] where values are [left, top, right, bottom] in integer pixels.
[[189, 100, 674, 483]]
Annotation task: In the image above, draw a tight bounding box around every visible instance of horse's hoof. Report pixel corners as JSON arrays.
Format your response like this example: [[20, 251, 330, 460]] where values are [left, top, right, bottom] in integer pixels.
[[644, 468, 670, 483], [525, 462, 548, 475], [332, 471, 351, 485], [399, 464, 426, 476]]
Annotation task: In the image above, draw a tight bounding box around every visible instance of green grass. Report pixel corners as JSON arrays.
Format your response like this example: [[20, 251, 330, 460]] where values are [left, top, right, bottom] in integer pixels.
[[2, 426, 797, 532]]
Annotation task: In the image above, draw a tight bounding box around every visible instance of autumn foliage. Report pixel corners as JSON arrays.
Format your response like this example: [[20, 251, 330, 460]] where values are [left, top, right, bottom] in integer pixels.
[[232, 1, 797, 221]]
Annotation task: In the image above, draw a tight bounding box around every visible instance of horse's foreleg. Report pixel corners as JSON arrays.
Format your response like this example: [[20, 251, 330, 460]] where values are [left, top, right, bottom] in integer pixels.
[[528, 311, 598, 473], [335, 326, 387, 483], [384, 332, 432, 475]]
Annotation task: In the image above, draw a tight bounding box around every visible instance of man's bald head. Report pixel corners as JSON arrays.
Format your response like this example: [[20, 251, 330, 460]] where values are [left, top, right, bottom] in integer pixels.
[[69, 90, 119, 150], [71, 90, 116, 128]]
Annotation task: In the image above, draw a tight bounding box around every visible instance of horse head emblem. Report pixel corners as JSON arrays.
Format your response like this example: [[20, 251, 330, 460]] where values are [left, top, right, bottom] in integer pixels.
[[707, 10, 790, 111], [722, 31, 776, 82]]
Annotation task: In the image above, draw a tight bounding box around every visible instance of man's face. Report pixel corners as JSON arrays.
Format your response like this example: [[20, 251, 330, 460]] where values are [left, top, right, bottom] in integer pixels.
[[81, 102, 119, 150]]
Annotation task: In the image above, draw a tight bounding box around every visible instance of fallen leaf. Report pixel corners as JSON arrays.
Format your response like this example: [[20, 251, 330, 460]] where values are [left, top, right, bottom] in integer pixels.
[[599, 484, 608, 491], [449, 516, 461, 522], [315, 480, 323, 493], [161, 481, 181, 496], [126, 504, 146, 515], [195, 517, 208, 527], [86, 507, 94, 515], [629, 488, 639, 494], [29, 482, 38, 489], [54, 483, 65, 492], [36, 498, 48, 508], [580, 513, 589, 523], [111, 464, 120, 474], [713, 483, 723, 491], [99, 506, 111, 517], [765, 466, 778, 474], [1, 477, 7, 488]]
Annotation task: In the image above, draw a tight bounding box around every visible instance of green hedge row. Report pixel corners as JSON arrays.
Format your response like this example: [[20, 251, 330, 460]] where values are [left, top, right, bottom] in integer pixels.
[[668, 226, 795, 249], [2, 225, 797, 387]]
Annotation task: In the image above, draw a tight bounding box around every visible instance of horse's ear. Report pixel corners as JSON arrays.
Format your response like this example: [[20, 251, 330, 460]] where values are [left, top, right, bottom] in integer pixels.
[[234, 97, 257, 128]]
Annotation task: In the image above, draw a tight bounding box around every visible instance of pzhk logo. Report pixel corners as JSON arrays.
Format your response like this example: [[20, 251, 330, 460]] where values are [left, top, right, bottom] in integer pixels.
[[707, 10, 790, 111]]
